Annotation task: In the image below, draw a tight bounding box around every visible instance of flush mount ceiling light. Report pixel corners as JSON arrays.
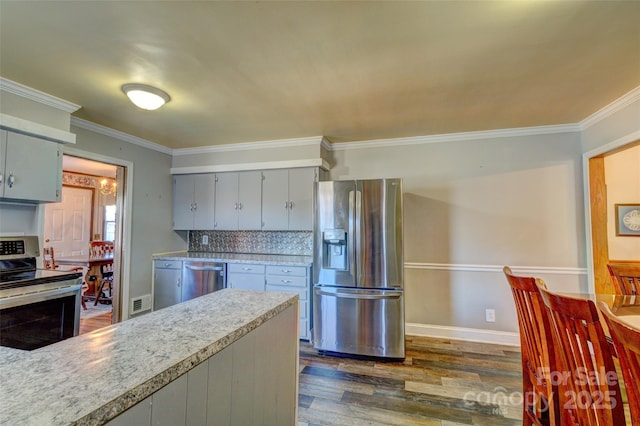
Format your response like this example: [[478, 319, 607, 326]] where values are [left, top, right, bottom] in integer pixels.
[[121, 83, 171, 110]]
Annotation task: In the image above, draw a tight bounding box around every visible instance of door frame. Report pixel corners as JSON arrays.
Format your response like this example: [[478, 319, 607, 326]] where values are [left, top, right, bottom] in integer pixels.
[[40, 147, 134, 321], [582, 129, 640, 293]]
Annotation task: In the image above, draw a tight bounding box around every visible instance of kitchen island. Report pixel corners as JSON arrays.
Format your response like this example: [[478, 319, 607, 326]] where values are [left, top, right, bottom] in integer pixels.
[[0, 289, 299, 425]]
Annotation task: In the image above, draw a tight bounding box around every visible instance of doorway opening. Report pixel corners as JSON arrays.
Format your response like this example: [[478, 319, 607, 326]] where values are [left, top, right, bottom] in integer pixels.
[[44, 154, 127, 333], [587, 139, 640, 293]]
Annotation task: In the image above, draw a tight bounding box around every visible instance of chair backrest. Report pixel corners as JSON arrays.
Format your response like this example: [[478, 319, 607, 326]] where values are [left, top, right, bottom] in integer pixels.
[[503, 266, 560, 424], [90, 240, 114, 257], [607, 262, 640, 295], [538, 286, 625, 426], [42, 246, 56, 270], [598, 301, 640, 425]]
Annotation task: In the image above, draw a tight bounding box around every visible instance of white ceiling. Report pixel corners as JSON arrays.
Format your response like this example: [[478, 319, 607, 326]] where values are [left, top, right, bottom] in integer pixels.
[[1, 1, 639, 150], [63, 156, 117, 178]]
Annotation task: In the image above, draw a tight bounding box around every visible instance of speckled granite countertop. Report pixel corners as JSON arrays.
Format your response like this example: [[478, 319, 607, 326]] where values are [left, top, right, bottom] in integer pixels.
[[0, 289, 297, 426], [153, 251, 312, 266]]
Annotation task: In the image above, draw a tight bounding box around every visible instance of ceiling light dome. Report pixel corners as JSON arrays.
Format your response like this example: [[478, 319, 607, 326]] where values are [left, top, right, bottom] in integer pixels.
[[121, 83, 170, 110]]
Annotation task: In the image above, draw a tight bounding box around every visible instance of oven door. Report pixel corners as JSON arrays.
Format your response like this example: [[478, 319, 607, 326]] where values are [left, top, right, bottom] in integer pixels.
[[0, 282, 82, 350]]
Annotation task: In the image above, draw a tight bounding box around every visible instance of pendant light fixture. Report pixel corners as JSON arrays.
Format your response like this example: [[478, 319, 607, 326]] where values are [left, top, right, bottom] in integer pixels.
[[121, 83, 171, 110]]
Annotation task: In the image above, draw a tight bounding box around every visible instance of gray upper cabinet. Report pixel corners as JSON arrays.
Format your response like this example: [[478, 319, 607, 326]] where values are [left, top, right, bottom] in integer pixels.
[[214, 171, 262, 230], [0, 129, 62, 203], [173, 174, 215, 230], [262, 168, 315, 230]]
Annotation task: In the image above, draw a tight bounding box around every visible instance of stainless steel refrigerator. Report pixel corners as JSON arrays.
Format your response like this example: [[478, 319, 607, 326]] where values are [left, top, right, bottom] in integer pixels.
[[312, 178, 404, 359]]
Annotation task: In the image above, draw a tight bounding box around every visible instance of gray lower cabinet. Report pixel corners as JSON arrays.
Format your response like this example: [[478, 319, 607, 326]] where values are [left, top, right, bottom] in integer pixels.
[[227, 263, 265, 291], [105, 304, 298, 426], [265, 265, 311, 340], [153, 260, 182, 310]]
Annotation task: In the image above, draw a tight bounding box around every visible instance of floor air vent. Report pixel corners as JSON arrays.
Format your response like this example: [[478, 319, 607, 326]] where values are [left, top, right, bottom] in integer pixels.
[[131, 294, 152, 314]]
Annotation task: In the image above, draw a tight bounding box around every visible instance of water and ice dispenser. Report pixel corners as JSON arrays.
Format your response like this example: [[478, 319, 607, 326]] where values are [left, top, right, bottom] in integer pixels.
[[322, 229, 347, 270]]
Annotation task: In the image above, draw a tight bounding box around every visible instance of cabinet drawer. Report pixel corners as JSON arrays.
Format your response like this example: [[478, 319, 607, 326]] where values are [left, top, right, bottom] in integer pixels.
[[265, 274, 307, 287], [227, 263, 265, 274], [265, 265, 307, 277], [154, 259, 182, 269]]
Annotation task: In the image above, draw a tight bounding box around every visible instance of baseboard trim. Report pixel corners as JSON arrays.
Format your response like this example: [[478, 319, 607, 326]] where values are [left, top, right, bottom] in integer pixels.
[[406, 322, 520, 347]]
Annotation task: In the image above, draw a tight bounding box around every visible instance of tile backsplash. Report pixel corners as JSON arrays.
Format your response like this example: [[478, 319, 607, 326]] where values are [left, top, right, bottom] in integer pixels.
[[189, 230, 312, 256]]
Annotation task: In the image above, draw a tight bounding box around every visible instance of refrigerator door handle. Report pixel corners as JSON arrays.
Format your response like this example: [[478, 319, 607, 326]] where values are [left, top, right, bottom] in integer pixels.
[[348, 190, 357, 281], [315, 289, 403, 300], [354, 188, 362, 285]]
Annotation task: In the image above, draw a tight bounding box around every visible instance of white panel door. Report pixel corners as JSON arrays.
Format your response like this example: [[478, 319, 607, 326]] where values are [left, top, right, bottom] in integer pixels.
[[44, 186, 92, 256]]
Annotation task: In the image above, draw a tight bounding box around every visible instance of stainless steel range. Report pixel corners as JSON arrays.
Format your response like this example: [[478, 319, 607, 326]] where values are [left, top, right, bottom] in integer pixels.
[[0, 236, 83, 350]]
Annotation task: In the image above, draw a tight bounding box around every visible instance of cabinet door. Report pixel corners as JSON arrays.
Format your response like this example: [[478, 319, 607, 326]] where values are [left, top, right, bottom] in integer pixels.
[[0, 130, 6, 197], [173, 175, 195, 230], [153, 266, 182, 310], [214, 172, 238, 230], [193, 174, 216, 230], [288, 168, 315, 230], [228, 273, 265, 291], [3, 131, 62, 202], [261, 170, 289, 230], [237, 171, 262, 230]]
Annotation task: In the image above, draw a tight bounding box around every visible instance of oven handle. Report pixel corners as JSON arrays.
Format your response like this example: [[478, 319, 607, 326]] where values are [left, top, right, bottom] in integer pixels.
[[0, 284, 82, 309]]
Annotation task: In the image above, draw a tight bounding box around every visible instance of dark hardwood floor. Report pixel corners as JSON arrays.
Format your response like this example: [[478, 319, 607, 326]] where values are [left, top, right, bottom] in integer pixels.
[[298, 335, 524, 425]]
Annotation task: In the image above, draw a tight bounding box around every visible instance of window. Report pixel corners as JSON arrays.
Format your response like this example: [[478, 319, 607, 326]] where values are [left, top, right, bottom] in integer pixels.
[[104, 205, 116, 242]]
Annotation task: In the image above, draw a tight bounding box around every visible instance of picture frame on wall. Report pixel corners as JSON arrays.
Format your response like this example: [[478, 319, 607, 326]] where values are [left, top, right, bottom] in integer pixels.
[[615, 204, 640, 236]]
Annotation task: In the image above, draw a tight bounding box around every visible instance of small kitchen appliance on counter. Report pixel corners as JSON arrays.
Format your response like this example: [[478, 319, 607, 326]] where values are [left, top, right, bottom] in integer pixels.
[[0, 235, 83, 350], [312, 178, 405, 359]]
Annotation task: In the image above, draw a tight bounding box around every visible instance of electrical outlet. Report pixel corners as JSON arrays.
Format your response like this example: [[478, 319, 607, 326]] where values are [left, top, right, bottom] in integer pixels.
[[485, 309, 496, 322], [202, 235, 209, 245]]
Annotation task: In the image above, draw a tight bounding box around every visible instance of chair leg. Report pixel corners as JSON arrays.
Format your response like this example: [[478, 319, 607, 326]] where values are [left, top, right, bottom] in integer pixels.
[[94, 281, 106, 306]]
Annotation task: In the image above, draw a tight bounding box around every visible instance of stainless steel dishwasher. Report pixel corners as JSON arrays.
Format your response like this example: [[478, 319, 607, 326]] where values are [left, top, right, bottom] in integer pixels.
[[181, 261, 227, 302]]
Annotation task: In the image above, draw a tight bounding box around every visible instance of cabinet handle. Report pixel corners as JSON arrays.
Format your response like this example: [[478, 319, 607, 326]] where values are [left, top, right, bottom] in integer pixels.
[[0, 173, 3, 185], [284, 201, 288, 209], [238, 202, 243, 210], [281, 279, 292, 283], [281, 269, 291, 273], [193, 202, 197, 211], [7, 173, 15, 188], [164, 263, 172, 267], [234, 202, 238, 210], [289, 201, 294, 209], [242, 267, 252, 271]]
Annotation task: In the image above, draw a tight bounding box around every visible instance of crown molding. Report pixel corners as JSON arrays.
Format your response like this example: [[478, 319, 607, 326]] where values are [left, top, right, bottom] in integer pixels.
[[171, 158, 330, 175], [0, 77, 80, 113], [71, 117, 173, 155], [325, 124, 581, 151], [579, 85, 640, 130], [0, 113, 76, 144], [172, 135, 325, 156]]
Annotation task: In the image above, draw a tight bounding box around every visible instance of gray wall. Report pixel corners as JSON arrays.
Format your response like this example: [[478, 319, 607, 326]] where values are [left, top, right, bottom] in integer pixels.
[[328, 131, 586, 334]]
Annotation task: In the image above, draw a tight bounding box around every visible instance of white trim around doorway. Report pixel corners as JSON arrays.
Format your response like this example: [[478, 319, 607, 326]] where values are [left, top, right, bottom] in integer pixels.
[[58, 147, 134, 321]]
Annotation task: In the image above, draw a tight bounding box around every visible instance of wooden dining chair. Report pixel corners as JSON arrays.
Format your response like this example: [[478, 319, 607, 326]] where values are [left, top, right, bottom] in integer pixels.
[[42, 246, 87, 310], [607, 262, 640, 295], [538, 286, 625, 426], [503, 266, 560, 425], [598, 301, 640, 425]]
